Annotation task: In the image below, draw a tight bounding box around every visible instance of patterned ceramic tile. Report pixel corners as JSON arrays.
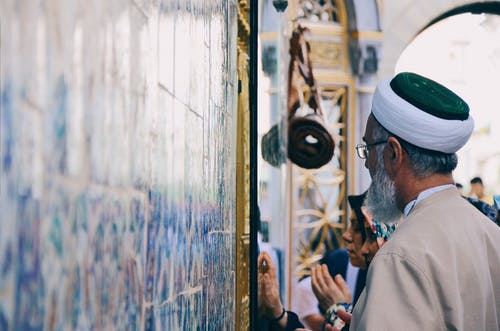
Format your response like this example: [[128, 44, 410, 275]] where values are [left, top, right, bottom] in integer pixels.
[[0, 0, 237, 330]]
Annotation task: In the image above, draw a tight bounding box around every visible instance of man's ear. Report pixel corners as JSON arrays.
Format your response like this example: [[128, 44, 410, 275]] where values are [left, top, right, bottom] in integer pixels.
[[384, 136, 404, 177]]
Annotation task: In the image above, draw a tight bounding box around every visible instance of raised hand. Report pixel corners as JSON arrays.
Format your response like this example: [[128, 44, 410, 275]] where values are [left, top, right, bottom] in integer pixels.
[[258, 251, 283, 320], [311, 264, 352, 311]]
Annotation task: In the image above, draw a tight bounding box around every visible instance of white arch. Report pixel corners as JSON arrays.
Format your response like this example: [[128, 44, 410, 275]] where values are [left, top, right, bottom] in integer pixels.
[[379, 0, 482, 78]]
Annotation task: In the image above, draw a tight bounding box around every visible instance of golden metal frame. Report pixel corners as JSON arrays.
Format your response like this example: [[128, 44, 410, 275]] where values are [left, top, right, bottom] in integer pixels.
[[235, 1, 250, 330]]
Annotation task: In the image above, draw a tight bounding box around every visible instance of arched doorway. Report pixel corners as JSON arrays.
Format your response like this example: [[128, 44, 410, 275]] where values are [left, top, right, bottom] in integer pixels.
[[379, 1, 500, 77], [395, 6, 500, 200]]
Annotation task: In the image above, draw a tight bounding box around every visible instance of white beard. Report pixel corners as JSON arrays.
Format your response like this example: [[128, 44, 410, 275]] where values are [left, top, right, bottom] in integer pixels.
[[364, 150, 403, 224]]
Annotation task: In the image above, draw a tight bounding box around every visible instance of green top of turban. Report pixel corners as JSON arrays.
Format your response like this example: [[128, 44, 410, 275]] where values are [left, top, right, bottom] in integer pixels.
[[389, 72, 469, 121]]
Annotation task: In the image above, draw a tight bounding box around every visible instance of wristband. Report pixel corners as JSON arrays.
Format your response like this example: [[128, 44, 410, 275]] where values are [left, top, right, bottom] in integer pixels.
[[325, 302, 352, 329], [270, 307, 286, 323]]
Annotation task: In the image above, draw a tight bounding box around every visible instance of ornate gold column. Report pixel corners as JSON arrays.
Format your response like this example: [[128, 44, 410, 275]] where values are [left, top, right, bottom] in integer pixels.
[[287, 0, 353, 284], [235, 1, 250, 330]]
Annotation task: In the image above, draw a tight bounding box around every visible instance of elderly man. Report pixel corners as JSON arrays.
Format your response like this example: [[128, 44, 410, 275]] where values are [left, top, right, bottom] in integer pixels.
[[350, 72, 500, 330]]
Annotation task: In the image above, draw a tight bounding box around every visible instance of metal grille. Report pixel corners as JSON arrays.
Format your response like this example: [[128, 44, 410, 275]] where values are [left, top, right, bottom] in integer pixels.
[[292, 86, 348, 280]]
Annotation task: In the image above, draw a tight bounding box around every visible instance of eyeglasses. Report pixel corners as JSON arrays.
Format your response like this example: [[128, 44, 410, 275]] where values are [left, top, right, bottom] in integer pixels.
[[355, 140, 387, 159]]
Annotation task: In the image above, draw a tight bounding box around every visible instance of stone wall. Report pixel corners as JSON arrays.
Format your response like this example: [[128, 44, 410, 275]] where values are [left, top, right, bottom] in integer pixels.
[[0, 0, 237, 330]]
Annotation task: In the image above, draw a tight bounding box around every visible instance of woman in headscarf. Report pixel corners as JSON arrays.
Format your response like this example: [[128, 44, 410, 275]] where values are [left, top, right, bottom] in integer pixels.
[[294, 193, 368, 330], [360, 206, 397, 267], [311, 205, 398, 331]]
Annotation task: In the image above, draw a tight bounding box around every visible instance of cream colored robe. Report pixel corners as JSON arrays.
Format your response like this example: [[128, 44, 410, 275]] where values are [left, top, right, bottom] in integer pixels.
[[351, 187, 500, 331]]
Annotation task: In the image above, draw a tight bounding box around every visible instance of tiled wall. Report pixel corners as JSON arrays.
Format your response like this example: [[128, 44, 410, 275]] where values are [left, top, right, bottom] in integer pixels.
[[0, 1, 238, 330]]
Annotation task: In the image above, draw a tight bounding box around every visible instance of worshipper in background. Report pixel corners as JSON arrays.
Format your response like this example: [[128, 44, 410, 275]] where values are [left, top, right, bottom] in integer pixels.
[[454, 181, 497, 222], [463, 194, 498, 223], [346, 72, 500, 330], [494, 195, 500, 226], [469, 176, 494, 205], [292, 193, 368, 331], [258, 251, 305, 331], [310, 206, 398, 331]]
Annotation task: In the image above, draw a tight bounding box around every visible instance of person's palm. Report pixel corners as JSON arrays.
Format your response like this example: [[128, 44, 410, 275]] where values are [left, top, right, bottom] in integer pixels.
[[311, 264, 352, 310]]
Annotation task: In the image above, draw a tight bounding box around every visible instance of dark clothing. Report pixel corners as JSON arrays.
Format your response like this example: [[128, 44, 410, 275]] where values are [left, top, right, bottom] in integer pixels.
[[321, 249, 349, 279], [463, 196, 498, 223], [353, 268, 367, 305], [262, 311, 304, 331]]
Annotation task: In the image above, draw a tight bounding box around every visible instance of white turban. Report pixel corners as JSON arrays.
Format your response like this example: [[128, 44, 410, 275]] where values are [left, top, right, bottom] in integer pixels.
[[371, 73, 474, 154]]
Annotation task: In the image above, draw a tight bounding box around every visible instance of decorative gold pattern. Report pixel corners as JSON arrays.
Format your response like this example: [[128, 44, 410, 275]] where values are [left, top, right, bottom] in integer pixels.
[[297, 0, 342, 23], [295, 1, 349, 74], [238, 1, 250, 54], [236, 0, 250, 330], [350, 30, 384, 40], [284, 1, 351, 287], [292, 86, 348, 280], [238, 234, 251, 329], [308, 40, 342, 68]]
